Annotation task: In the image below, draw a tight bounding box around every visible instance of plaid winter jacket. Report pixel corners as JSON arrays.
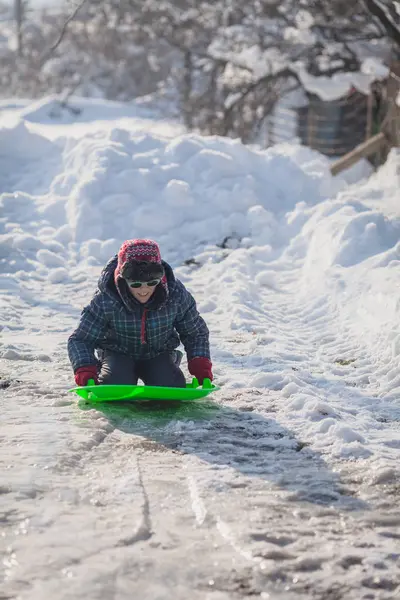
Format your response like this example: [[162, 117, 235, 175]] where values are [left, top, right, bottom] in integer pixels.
[[67, 256, 210, 372]]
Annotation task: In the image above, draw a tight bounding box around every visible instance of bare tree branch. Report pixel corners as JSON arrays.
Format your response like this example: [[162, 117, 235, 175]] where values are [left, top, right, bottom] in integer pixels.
[[363, 0, 400, 46], [39, 0, 87, 66], [221, 67, 301, 135]]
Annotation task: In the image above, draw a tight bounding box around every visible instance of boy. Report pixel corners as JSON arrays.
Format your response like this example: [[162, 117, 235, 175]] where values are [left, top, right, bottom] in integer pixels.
[[68, 239, 213, 388]]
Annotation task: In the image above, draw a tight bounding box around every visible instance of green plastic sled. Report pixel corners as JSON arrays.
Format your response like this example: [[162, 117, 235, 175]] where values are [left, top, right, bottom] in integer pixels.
[[68, 378, 219, 403]]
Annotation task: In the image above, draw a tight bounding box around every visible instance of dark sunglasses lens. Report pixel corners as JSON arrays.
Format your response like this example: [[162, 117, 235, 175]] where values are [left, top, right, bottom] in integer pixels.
[[147, 280, 160, 287], [129, 282, 142, 288]]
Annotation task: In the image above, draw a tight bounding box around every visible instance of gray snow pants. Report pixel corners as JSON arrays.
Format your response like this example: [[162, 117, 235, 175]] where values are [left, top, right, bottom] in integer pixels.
[[98, 350, 186, 388]]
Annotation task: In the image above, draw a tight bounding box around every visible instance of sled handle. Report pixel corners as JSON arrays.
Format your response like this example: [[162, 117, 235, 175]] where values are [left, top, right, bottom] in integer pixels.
[[190, 377, 212, 389], [87, 379, 96, 386]]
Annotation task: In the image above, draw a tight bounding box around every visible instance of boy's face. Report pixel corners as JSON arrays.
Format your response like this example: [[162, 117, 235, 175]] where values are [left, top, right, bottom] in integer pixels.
[[128, 283, 157, 304]]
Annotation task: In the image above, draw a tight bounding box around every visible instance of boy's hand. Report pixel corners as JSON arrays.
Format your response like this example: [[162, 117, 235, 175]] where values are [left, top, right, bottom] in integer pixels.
[[188, 357, 213, 385], [74, 366, 98, 386]]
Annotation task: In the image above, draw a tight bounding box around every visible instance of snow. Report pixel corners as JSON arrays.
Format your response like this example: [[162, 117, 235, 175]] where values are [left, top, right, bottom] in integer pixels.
[[1, 95, 400, 599], [296, 62, 389, 101]]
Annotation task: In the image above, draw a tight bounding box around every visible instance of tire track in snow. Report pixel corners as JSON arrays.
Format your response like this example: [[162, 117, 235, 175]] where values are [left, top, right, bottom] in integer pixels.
[[185, 459, 259, 563], [178, 258, 400, 599], [0, 413, 147, 598], [180, 426, 400, 599], [116, 456, 152, 546], [1, 384, 258, 600]]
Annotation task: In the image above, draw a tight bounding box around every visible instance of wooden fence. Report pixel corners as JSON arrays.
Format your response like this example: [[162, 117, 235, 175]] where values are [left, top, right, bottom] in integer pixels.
[[330, 68, 400, 175], [266, 66, 400, 176]]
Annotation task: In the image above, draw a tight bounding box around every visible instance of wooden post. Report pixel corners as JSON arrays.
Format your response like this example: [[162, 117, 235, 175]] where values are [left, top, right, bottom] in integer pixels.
[[366, 90, 373, 141], [307, 102, 314, 149], [267, 112, 274, 146], [385, 65, 400, 147], [330, 132, 387, 176]]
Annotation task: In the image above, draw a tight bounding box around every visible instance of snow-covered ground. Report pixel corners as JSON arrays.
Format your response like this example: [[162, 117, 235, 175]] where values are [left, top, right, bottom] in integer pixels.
[[1, 96, 400, 600]]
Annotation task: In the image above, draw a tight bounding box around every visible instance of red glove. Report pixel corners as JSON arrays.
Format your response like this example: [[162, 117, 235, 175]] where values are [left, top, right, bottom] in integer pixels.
[[74, 366, 98, 386], [188, 357, 213, 385]]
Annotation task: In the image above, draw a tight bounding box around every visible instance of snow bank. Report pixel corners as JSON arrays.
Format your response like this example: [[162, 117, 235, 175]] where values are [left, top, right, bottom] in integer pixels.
[[1, 116, 347, 276]]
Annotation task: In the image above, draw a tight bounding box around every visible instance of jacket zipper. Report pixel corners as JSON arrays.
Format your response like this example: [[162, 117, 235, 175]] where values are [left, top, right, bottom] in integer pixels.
[[140, 308, 147, 344]]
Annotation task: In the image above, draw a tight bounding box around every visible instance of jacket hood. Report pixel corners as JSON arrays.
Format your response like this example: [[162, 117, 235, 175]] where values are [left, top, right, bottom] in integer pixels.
[[98, 255, 174, 312]]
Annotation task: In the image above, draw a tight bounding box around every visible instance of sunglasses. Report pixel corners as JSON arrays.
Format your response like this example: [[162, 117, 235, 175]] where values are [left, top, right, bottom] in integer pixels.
[[125, 279, 161, 289]]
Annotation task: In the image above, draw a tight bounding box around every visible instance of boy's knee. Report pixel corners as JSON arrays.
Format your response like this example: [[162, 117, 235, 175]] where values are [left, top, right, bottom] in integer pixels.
[[99, 352, 137, 385], [98, 371, 137, 385], [142, 362, 186, 388], [170, 367, 186, 388]]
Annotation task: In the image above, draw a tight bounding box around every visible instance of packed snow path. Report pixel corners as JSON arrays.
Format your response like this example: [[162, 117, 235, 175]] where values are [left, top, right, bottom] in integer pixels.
[[2, 263, 400, 600], [1, 102, 400, 599]]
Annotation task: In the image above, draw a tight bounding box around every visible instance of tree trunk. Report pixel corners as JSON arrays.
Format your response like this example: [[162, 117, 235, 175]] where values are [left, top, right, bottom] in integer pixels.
[[182, 51, 193, 130], [15, 0, 23, 57]]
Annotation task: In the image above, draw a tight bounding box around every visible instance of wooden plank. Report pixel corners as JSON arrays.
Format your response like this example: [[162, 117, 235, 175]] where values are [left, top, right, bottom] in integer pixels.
[[330, 132, 387, 176]]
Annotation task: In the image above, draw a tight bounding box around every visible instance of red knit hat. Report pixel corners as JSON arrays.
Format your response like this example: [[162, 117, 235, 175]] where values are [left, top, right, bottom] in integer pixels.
[[114, 239, 165, 283]]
